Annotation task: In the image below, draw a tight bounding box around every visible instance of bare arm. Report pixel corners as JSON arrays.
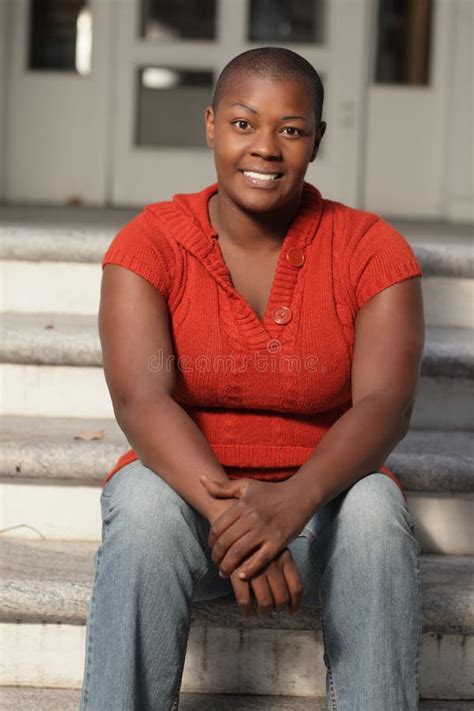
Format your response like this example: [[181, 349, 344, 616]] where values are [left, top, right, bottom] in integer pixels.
[[99, 264, 233, 524], [284, 276, 425, 519]]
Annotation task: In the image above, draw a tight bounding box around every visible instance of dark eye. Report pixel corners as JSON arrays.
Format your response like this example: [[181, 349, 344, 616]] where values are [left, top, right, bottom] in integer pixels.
[[232, 119, 251, 130], [282, 127, 303, 137]]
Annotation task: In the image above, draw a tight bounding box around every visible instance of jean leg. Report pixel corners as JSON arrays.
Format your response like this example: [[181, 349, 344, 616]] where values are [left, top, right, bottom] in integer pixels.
[[80, 460, 214, 711], [309, 472, 422, 710]]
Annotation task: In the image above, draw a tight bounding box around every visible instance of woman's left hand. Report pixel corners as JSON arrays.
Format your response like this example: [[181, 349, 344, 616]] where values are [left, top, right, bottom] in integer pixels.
[[200, 475, 309, 581]]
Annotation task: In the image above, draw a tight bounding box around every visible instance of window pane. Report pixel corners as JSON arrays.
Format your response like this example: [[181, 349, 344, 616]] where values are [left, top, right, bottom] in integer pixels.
[[136, 68, 214, 148], [141, 0, 217, 41], [248, 0, 326, 44], [29, 0, 92, 74], [375, 0, 433, 84]]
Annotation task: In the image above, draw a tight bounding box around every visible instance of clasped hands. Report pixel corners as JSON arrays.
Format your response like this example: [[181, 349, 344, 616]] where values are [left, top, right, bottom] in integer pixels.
[[200, 474, 308, 617]]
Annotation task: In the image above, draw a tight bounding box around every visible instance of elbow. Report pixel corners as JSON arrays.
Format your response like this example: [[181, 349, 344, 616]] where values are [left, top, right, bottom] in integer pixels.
[[113, 400, 133, 432], [400, 401, 415, 437], [363, 391, 415, 441], [389, 396, 415, 445], [112, 391, 172, 431]]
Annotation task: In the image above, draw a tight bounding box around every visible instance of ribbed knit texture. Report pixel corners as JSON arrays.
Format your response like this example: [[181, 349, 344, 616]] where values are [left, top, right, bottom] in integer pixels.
[[101, 181, 423, 497]]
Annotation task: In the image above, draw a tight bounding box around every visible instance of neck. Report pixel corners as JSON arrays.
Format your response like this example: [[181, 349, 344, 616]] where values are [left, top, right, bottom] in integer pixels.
[[208, 188, 303, 252]]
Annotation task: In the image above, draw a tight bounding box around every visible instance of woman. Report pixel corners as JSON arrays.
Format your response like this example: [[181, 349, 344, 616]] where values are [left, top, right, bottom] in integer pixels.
[[80, 47, 424, 710]]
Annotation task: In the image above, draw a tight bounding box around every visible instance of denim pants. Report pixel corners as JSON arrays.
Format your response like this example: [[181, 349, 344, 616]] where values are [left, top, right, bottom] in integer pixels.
[[80, 459, 422, 710]]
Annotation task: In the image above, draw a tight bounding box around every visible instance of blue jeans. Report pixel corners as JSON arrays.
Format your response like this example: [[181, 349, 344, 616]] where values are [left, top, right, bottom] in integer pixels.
[[80, 459, 422, 710]]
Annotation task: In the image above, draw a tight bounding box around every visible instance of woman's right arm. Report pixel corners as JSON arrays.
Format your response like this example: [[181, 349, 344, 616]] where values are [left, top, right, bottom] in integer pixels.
[[100, 264, 304, 615], [99, 264, 233, 524]]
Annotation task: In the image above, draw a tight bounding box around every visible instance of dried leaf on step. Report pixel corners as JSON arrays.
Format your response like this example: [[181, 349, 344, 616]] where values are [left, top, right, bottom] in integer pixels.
[[74, 430, 105, 441]]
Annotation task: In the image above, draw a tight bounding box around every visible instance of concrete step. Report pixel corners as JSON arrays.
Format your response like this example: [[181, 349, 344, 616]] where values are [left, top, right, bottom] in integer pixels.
[[0, 688, 472, 711], [1, 206, 472, 272], [0, 312, 473, 428], [1, 208, 473, 327], [1, 416, 473, 553], [0, 539, 473, 699], [2, 260, 473, 329], [1, 415, 472, 491]]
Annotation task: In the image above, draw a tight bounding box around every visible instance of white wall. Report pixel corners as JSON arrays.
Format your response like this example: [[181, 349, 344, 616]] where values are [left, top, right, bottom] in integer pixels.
[[0, 0, 10, 201], [445, 0, 474, 222], [1, 0, 472, 220]]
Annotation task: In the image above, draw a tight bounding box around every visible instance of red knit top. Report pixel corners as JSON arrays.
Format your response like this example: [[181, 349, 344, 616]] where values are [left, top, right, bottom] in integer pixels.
[[101, 181, 423, 497]]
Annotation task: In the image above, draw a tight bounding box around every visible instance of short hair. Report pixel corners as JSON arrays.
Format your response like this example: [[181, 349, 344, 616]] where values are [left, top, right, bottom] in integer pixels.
[[212, 47, 324, 125]]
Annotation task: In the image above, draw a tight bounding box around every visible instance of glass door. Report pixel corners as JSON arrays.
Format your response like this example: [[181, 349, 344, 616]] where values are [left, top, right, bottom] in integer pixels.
[[111, 0, 371, 206]]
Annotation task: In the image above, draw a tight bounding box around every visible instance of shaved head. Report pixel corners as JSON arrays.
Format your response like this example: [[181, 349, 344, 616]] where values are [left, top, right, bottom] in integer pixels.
[[212, 47, 324, 126]]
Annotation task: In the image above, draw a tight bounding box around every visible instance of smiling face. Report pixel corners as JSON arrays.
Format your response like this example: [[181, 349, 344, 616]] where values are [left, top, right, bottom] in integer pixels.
[[205, 74, 326, 217]]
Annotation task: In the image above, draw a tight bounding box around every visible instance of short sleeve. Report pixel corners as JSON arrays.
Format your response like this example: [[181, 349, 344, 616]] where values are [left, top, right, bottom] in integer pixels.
[[346, 215, 423, 310], [101, 208, 174, 300]]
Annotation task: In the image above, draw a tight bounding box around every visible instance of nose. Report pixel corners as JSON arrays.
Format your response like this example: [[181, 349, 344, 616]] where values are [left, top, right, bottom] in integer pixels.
[[250, 128, 282, 161]]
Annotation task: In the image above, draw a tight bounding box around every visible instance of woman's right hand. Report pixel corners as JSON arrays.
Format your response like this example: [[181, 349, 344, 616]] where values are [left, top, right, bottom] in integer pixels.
[[229, 547, 304, 617]]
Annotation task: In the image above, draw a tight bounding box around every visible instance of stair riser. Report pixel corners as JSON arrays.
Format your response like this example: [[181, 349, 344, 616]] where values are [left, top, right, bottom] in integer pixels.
[[1, 483, 473, 555], [1, 364, 472, 429], [421, 276, 474, 329], [1, 261, 473, 328], [1, 623, 472, 699], [0, 262, 101, 315], [413, 377, 474, 430]]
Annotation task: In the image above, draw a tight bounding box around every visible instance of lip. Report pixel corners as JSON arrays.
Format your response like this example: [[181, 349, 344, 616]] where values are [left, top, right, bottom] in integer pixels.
[[239, 169, 283, 189]]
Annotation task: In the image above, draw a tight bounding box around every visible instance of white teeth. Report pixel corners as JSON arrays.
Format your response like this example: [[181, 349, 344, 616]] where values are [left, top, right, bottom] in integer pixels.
[[243, 171, 279, 181]]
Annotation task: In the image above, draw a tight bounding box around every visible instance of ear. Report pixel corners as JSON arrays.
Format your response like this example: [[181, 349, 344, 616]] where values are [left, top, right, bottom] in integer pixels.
[[310, 121, 327, 162], [205, 106, 215, 149]]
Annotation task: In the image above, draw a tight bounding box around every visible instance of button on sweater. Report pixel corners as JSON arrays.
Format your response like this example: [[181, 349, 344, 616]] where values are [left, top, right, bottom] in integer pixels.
[[101, 181, 423, 496]]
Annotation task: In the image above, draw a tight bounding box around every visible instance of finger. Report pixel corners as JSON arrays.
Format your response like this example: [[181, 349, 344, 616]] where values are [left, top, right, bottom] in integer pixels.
[[218, 530, 261, 578], [207, 504, 242, 549], [230, 573, 256, 617], [282, 555, 304, 615], [211, 517, 254, 566], [249, 573, 275, 616], [234, 542, 278, 581], [266, 562, 291, 612], [200, 476, 245, 499]]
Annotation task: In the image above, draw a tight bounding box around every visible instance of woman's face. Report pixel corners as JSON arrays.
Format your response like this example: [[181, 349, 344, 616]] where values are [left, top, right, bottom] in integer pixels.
[[205, 74, 325, 215]]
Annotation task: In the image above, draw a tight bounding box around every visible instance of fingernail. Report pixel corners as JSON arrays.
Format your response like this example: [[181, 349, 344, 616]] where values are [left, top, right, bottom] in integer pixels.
[[219, 570, 227, 579], [238, 572, 247, 580]]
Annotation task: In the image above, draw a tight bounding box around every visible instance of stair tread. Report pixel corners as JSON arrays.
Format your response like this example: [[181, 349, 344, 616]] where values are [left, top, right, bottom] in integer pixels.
[[1, 205, 472, 277], [1, 312, 473, 376], [1, 538, 472, 635], [0, 687, 472, 711], [422, 326, 474, 377], [0, 414, 126, 484], [1, 414, 472, 492], [0, 205, 135, 264]]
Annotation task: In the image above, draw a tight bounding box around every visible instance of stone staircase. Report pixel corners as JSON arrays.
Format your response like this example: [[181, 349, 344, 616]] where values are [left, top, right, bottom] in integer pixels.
[[0, 205, 473, 708]]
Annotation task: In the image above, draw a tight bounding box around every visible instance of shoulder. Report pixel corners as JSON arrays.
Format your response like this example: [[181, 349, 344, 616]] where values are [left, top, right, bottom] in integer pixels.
[[324, 197, 419, 261], [101, 205, 177, 278], [101, 201, 179, 302], [322, 197, 381, 238], [319, 196, 422, 311]]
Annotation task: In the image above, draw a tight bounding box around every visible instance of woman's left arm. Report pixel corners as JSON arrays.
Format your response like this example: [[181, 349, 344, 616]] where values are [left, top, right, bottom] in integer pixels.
[[202, 276, 424, 580], [285, 274, 424, 519]]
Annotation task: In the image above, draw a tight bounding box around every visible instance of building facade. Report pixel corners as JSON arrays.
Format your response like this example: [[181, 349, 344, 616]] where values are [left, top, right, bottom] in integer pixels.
[[0, 0, 472, 221]]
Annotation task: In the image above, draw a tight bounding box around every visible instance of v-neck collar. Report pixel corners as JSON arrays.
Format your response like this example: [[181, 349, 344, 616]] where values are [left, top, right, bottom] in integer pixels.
[[153, 181, 324, 349]]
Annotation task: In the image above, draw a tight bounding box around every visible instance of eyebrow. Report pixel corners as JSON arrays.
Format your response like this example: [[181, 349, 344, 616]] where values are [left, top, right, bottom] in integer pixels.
[[229, 102, 308, 122]]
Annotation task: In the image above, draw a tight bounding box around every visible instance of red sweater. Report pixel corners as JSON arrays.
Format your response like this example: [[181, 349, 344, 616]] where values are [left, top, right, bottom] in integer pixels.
[[101, 181, 423, 497]]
